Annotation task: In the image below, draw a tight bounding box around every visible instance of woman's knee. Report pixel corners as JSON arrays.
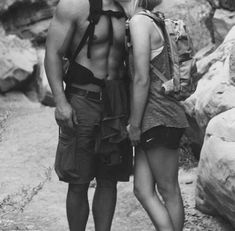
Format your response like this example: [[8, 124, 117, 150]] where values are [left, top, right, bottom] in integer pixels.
[[133, 183, 153, 203], [157, 181, 181, 202], [68, 183, 89, 194]]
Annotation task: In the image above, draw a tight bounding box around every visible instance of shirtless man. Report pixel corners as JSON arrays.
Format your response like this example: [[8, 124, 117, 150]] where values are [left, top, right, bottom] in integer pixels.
[[44, 0, 129, 230]]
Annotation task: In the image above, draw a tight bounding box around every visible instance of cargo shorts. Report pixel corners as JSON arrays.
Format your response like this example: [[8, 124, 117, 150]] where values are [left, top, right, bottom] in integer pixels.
[[55, 89, 132, 184]]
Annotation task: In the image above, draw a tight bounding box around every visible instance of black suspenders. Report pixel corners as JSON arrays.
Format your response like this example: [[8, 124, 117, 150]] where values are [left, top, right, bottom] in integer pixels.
[[70, 0, 127, 61]]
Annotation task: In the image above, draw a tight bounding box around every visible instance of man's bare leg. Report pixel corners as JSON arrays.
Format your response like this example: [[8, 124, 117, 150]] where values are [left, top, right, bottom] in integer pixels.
[[66, 183, 90, 231], [92, 179, 117, 231]]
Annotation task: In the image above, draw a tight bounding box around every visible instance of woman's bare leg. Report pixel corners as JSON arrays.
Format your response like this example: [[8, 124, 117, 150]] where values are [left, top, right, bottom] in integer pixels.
[[146, 146, 184, 231], [134, 147, 174, 231]]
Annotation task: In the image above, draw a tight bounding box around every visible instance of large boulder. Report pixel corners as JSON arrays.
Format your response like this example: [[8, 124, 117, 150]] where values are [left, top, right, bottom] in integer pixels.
[[183, 26, 235, 148], [195, 108, 235, 228], [0, 28, 37, 93]]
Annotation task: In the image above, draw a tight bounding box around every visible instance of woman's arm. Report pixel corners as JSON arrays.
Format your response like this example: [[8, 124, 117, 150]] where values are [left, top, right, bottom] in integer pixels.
[[127, 15, 152, 145], [129, 15, 151, 127]]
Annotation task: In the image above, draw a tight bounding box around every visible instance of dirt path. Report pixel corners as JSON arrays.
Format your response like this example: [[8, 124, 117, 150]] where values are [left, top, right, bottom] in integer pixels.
[[0, 93, 233, 231]]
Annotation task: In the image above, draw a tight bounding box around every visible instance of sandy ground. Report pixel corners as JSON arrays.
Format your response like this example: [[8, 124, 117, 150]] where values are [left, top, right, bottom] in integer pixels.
[[0, 92, 234, 231]]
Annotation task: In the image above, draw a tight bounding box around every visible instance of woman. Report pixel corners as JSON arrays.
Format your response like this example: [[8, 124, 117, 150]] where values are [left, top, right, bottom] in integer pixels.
[[126, 0, 189, 230]]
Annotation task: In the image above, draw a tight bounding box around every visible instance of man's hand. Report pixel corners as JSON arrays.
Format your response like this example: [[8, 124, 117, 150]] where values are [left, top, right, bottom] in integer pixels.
[[55, 101, 78, 128], [127, 124, 141, 146]]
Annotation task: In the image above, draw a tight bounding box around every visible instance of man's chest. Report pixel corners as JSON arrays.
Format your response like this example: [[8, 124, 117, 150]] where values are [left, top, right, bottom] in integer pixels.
[[95, 16, 125, 44], [76, 16, 126, 47]]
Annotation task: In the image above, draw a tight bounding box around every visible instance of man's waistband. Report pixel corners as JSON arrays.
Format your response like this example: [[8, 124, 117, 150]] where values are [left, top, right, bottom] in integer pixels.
[[68, 86, 103, 101]]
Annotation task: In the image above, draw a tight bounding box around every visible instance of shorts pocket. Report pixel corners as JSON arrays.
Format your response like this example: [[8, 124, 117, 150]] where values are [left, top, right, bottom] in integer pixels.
[[54, 126, 80, 182]]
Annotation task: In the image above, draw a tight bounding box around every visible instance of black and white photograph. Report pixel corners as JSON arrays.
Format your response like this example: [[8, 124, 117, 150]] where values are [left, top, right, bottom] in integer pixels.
[[0, 0, 235, 230]]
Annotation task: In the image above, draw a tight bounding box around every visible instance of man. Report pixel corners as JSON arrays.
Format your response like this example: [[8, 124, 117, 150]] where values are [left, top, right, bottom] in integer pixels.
[[44, 0, 131, 230]]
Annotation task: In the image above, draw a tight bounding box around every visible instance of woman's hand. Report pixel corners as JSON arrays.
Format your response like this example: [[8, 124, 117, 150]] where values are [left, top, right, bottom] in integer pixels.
[[127, 124, 141, 146]]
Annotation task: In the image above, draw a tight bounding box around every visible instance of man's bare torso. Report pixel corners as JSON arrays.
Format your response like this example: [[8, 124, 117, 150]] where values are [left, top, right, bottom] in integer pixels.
[[67, 0, 126, 90]]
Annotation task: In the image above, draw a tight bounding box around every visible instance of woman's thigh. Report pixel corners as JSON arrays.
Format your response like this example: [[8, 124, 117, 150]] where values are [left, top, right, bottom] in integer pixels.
[[145, 146, 180, 189], [134, 147, 155, 194]]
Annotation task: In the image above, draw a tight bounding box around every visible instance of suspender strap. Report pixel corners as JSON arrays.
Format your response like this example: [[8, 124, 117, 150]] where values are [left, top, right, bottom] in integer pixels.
[[70, 23, 93, 62], [138, 11, 172, 81], [70, 0, 102, 61], [87, 0, 103, 58], [71, 0, 127, 61], [89, 0, 102, 21]]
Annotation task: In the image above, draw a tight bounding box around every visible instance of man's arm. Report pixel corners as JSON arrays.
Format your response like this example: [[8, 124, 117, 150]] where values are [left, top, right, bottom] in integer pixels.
[[44, 0, 88, 128]]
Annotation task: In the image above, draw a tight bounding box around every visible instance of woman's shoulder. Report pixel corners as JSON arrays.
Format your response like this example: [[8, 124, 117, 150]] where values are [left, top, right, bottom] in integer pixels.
[[129, 12, 153, 30]]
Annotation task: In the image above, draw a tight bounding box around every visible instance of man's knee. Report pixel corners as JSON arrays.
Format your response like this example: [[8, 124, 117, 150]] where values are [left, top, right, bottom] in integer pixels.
[[68, 183, 90, 194], [96, 178, 117, 190]]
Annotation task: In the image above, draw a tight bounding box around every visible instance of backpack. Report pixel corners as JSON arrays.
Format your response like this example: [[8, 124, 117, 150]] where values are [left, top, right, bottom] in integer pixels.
[[137, 10, 197, 101]]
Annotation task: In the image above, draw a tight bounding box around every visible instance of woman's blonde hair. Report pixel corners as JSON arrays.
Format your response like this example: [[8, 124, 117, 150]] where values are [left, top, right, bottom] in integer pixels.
[[129, 0, 162, 16]]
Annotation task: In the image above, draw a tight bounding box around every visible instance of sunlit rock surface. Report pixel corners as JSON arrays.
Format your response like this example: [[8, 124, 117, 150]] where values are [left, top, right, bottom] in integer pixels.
[[184, 26, 235, 136], [196, 108, 235, 228], [0, 28, 37, 92]]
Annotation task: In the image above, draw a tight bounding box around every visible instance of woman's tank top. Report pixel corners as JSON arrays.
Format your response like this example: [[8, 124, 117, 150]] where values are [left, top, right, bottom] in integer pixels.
[[141, 17, 188, 133]]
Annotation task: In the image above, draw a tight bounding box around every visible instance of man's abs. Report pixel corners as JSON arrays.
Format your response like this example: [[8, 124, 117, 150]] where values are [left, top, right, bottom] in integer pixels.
[[69, 16, 126, 91]]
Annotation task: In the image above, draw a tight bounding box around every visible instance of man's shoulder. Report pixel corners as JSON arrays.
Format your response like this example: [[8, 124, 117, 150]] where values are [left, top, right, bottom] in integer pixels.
[[56, 0, 90, 21]]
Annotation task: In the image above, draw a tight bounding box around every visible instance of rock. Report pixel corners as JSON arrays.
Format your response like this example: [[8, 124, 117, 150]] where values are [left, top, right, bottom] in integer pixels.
[[206, 0, 220, 8], [157, 0, 213, 52], [195, 108, 235, 228], [219, 0, 235, 11], [183, 26, 235, 142], [207, 0, 235, 11], [0, 0, 58, 46], [0, 0, 58, 13], [0, 28, 37, 93], [193, 43, 217, 60], [213, 9, 235, 44], [36, 49, 54, 107]]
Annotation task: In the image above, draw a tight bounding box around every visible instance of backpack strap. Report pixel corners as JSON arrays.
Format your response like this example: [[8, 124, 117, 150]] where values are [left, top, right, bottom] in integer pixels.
[[137, 10, 173, 80], [70, 0, 102, 61], [137, 10, 165, 31], [71, 0, 127, 61], [150, 63, 168, 82], [87, 0, 102, 58]]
